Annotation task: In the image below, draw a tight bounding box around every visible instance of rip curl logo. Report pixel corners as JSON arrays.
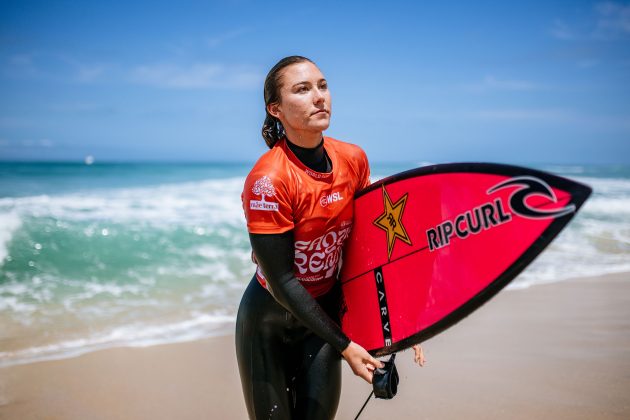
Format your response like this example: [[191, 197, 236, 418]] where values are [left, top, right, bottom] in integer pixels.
[[249, 176, 279, 212], [320, 191, 344, 207], [426, 175, 576, 252], [486, 176, 576, 219]]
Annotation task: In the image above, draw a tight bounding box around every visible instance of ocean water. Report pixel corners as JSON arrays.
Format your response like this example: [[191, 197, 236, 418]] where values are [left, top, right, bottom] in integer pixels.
[[1, 162, 628, 367]]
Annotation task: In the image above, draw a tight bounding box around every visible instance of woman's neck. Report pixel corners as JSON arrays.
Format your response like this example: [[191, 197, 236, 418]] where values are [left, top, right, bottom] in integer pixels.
[[286, 136, 331, 173], [282, 127, 323, 148]]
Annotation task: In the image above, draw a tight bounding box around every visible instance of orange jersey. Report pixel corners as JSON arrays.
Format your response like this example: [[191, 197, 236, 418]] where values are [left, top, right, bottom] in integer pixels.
[[242, 137, 370, 297]]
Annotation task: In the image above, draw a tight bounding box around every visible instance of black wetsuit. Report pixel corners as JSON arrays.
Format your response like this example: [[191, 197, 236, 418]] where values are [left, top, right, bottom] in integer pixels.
[[235, 139, 350, 419]]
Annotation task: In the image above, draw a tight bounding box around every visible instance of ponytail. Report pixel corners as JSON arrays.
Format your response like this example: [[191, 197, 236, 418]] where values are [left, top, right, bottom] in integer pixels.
[[261, 112, 285, 149], [261, 55, 314, 149]]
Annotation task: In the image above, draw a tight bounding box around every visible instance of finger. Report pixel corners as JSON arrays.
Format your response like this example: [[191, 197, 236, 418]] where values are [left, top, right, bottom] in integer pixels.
[[413, 345, 425, 365], [360, 367, 374, 384], [354, 364, 373, 383], [369, 356, 384, 369]]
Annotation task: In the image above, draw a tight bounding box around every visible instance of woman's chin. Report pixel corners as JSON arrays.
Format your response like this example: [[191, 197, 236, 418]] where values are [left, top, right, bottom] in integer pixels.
[[308, 120, 331, 132], [286, 120, 330, 135]]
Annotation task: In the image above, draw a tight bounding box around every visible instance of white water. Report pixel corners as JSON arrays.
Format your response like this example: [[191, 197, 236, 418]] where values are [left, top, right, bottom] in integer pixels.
[[1, 167, 629, 367]]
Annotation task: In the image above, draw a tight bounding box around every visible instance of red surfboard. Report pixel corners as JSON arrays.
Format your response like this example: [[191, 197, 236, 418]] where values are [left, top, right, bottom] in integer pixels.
[[340, 163, 592, 356]]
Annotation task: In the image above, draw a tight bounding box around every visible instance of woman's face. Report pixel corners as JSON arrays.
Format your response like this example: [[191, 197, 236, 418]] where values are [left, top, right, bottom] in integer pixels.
[[268, 61, 331, 137]]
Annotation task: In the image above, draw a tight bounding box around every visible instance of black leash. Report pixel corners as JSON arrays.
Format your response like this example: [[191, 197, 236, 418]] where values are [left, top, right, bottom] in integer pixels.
[[354, 353, 399, 419], [354, 390, 374, 420]]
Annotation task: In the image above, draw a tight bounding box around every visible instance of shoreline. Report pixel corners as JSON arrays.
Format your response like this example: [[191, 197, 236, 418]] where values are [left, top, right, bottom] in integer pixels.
[[2, 270, 627, 370], [1, 271, 629, 419]]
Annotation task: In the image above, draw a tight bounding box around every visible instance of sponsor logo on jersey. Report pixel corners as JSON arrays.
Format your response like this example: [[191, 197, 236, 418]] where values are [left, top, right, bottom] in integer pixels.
[[320, 191, 344, 207], [294, 225, 353, 279], [249, 175, 279, 212], [304, 168, 331, 179]]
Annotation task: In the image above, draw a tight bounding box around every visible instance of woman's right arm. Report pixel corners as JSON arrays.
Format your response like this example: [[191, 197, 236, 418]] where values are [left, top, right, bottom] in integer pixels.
[[249, 230, 383, 383]]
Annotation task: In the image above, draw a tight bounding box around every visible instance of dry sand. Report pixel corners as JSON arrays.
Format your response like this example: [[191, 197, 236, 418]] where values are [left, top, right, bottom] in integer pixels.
[[1, 272, 629, 419]]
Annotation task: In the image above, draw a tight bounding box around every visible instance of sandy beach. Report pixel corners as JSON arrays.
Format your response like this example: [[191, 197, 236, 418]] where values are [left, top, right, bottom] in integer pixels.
[[1, 271, 629, 420]]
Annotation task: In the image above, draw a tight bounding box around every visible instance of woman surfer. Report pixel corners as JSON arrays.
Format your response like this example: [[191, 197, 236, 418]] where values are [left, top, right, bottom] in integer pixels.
[[235, 56, 424, 420]]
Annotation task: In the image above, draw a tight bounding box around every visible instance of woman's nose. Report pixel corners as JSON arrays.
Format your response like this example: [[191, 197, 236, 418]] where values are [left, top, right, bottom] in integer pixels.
[[313, 88, 325, 103]]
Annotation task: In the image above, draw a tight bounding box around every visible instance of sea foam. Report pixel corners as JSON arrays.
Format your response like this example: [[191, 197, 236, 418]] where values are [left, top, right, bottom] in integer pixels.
[[1, 164, 629, 367], [0, 211, 21, 265]]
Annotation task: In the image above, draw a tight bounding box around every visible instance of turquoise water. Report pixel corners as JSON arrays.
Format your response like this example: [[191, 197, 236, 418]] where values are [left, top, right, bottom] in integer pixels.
[[1, 162, 629, 366]]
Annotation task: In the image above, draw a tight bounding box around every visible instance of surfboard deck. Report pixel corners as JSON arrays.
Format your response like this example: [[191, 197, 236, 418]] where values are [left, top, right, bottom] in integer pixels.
[[339, 163, 592, 356]]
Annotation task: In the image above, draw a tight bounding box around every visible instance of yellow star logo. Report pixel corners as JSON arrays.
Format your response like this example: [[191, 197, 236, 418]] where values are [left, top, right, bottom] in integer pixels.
[[373, 185, 412, 260]]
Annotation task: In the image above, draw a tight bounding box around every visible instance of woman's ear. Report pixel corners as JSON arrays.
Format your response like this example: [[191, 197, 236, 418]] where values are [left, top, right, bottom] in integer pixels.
[[267, 102, 281, 119]]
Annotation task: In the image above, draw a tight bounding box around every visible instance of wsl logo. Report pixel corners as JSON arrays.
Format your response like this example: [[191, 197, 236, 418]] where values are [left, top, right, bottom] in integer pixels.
[[320, 191, 344, 207], [250, 176, 280, 212], [426, 176, 576, 252]]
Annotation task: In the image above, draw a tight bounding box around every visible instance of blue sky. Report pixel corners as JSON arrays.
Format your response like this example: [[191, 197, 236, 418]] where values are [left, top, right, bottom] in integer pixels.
[[1, 0, 629, 164]]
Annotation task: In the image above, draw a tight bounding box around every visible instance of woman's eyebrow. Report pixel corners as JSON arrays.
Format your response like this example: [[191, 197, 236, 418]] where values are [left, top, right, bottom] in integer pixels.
[[291, 78, 326, 88]]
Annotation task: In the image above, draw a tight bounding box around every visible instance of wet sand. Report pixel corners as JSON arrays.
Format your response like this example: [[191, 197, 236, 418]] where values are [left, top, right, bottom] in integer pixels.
[[1, 272, 629, 419]]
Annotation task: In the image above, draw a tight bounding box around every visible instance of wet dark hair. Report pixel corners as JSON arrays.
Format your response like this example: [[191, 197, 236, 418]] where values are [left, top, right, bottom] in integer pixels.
[[262, 55, 315, 148]]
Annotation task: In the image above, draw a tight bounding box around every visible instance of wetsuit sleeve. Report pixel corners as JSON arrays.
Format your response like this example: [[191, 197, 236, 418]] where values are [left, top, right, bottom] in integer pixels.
[[249, 231, 351, 354]]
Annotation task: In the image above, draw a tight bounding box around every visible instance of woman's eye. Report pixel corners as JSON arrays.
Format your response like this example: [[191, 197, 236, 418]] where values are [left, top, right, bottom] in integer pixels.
[[296, 85, 309, 93], [319, 83, 328, 90]]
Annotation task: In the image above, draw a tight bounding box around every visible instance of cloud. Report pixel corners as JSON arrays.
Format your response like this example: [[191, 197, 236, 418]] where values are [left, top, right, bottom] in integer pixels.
[[577, 59, 600, 68], [466, 109, 630, 131], [3, 51, 109, 83], [411, 108, 630, 130], [164, 29, 251, 56], [4, 53, 41, 78], [128, 62, 262, 89], [551, 19, 576, 40], [410, 108, 570, 122], [594, 1, 630, 38], [471, 108, 572, 121], [4, 49, 263, 90], [0, 117, 32, 128], [75, 64, 106, 83], [0, 138, 54, 148], [48, 102, 117, 115], [205, 28, 250, 48], [463, 76, 542, 93], [551, 2, 630, 41]]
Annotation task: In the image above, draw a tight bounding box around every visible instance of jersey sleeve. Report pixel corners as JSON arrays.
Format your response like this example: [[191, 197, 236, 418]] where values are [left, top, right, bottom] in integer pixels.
[[242, 169, 294, 234], [359, 148, 371, 189], [349, 144, 371, 190]]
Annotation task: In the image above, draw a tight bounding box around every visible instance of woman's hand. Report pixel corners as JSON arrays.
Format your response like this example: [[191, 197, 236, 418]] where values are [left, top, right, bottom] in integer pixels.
[[412, 344, 426, 366], [341, 341, 384, 384]]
